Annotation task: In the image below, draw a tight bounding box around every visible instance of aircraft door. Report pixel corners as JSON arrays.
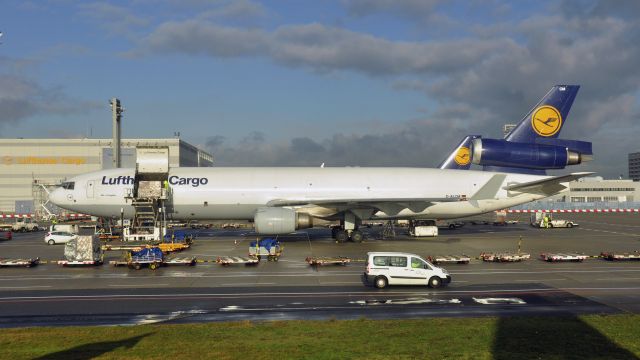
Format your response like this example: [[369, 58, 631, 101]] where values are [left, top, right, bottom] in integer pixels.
[[86, 180, 95, 198]]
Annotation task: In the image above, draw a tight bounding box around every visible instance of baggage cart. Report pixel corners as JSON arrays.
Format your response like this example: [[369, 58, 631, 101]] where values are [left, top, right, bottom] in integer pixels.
[[428, 255, 471, 265], [480, 252, 530, 262], [305, 256, 351, 266], [540, 253, 588, 262], [249, 238, 282, 261], [0, 257, 39, 268], [58, 259, 103, 266], [110, 247, 164, 270], [601, 251, 640, 261], [216, 256, 260, 266]]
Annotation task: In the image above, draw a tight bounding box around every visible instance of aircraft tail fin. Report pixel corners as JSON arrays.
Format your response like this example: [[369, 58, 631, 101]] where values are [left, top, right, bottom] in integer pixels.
[[438, 135, 480, 170]]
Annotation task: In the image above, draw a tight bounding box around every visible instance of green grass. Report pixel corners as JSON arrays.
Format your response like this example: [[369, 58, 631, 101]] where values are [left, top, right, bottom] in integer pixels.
[[2, 315, 640, 359]]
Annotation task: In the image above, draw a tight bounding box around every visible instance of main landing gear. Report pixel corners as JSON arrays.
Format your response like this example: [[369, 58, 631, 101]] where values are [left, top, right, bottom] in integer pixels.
[[331, 227, 364, 243]]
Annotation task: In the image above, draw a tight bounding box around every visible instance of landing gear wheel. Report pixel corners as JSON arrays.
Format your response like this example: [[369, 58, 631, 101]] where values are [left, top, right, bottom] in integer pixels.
[[350, 230, 364, 243], [335, 230, 349, 243], [374, 276, 388, 289], [428, 276, 442, 288]]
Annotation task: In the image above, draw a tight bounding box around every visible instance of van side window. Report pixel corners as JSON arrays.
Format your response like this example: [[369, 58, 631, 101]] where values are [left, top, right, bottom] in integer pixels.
[[389, 256, 407, 267], [373, 256, 388, 266], [412, 257, 429, 269]]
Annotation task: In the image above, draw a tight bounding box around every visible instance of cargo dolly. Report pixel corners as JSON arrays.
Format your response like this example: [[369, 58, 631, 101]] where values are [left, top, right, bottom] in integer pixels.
[[163, 256, 197, 266], [305, 256, 351, 266], [216, 256, 260, 266], [601, 251, 640, 261], [480, 252, 531, 262], [57, 259, 103, 266], [0, 257, 40, 268], [540, 253, 588, 262], [427, 255, 471, 265], [249, 238, 282, 261]]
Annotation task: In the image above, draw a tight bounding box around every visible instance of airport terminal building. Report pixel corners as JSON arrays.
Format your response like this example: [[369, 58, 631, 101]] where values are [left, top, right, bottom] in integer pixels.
[[0, 138, 213, 215]]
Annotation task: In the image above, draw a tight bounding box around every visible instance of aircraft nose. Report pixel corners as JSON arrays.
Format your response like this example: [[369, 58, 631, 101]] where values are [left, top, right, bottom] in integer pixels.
[[49, 187, 66, 206]]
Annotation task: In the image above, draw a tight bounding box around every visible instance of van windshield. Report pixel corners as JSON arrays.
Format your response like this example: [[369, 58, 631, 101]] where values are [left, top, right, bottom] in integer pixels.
[[61, 182, 75, 190]]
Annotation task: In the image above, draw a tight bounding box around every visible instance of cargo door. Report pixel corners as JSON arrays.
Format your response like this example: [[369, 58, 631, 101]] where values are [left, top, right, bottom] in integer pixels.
[[86, 180, 95, 198]]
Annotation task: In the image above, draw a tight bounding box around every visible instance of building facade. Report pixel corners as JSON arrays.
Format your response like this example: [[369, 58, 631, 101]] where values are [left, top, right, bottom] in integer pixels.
[[630, 152, 640, 182], [0, 138, 213, 214]]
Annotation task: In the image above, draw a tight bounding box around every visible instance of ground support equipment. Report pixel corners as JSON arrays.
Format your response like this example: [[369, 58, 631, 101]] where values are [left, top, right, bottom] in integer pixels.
[[249, 238, 282, 261], [57, 260, 103, 266], [305, 256, 351, 266], [216, 256, 259, 266], [601, 251, 640, 261], [480, 252, 530, 262], [540, 253, 588, 262], [427, 255, 471, 265], [0, 257, 40, 268], [163, 256, 196, 266]]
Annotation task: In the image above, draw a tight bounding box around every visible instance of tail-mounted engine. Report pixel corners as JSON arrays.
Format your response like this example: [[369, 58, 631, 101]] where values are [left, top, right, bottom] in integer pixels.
[[471, 138, 591, 170]]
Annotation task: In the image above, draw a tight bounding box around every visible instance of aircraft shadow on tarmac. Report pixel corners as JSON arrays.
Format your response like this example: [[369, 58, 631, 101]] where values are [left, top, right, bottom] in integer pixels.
[[492, 316, 638, 359], [32, 333, 152, 360]]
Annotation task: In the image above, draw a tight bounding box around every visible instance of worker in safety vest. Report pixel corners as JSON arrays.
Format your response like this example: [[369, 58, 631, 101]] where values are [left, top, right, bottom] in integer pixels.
[[543, 215, 550, 229]]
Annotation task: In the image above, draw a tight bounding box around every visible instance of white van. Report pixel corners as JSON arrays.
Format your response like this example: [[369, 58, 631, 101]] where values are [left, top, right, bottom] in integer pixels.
[[49, 224, 80, 234], [364, 252, 451, 289]]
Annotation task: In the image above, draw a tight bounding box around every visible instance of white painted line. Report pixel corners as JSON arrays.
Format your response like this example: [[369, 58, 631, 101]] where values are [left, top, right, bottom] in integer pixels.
[[514, 279, 567, 282], [595, 278, 640, 281], [108, 284, 169, 287], [0, 285, 52, 289]]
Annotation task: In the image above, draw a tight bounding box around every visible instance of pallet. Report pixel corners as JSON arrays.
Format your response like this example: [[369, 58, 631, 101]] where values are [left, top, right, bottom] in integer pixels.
[[216, 256, 259, 266], [540, 253, 588, 262], [428, 255, 471, 265], [306, 256, 351, 266], [480, 252, 530, 262], [0, 258, 39, 268], [57, 260, 103, 266]]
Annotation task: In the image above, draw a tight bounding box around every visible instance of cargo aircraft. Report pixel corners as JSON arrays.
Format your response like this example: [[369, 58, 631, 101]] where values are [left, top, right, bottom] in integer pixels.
[[50, 85, 593, 242]]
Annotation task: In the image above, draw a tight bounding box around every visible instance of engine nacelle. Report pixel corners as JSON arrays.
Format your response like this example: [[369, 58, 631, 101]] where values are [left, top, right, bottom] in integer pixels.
[[254, 207, 314, 235], [471, 138, 582, 170]]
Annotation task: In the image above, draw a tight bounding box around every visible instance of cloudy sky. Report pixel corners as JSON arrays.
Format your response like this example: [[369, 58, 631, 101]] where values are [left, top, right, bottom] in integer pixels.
[[1, 0, 639, 178]]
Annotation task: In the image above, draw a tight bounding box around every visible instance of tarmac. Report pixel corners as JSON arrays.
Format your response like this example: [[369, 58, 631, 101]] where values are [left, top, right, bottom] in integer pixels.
[[0, 212, 638, 327]]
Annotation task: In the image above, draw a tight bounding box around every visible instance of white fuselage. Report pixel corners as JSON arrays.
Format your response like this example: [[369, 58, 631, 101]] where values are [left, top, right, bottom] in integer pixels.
[[49, 167, 553, 220]]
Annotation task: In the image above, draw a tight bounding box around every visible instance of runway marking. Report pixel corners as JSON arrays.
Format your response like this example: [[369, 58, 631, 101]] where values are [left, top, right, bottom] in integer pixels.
[[1, 286, 640, 303], [473, 297, 526, 305], [514, 279, 567, 282], [579, 227, 639, 236], [0, 285, 52, 289], [108, 284, 169, 287], [595, 277, 640, 281]]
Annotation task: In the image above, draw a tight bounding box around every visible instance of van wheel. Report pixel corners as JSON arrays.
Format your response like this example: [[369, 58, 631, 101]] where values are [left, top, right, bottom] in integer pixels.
[[428, 276, 442, 288], [374, 276, 388, 289], [48, 239, 55, 245]]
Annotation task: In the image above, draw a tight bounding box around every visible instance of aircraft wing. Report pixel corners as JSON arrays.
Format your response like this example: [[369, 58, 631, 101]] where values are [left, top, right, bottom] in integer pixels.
[[503, 172, 595, 196]]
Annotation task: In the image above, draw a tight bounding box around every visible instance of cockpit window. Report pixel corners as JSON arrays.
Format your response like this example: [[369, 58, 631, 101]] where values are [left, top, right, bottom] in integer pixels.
[[61, 182, 75, 190]]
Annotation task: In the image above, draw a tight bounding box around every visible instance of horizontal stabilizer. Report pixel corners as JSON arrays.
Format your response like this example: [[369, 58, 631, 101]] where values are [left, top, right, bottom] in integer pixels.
[[470, 174, 507, 200], [503, 172, 595, 195]]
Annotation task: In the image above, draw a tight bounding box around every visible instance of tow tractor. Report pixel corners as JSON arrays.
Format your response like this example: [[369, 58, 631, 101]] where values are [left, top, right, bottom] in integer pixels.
[[530, 212, 578, 228]]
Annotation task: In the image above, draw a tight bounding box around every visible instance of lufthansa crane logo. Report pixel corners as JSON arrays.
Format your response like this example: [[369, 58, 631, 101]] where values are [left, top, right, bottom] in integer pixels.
[[531, 105, 562, 137], [454, 146, 471, 166]]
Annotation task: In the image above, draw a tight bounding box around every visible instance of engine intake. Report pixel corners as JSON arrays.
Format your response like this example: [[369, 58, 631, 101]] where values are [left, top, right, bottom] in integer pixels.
[[472, 138, 582, 170], [254, 208, 314, 235]]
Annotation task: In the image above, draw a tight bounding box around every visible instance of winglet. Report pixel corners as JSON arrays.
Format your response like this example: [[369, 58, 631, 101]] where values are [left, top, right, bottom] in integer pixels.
[[470, 174, 507, 200]]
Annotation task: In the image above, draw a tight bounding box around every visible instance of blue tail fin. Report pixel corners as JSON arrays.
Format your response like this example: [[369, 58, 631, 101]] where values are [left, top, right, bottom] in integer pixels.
[[485, 85, 580, 174], [439, 135, 480, 170], [505, 85, 579, 143]]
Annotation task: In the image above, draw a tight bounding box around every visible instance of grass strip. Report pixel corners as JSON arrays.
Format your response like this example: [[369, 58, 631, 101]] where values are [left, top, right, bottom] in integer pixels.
[[1, 315, 639, 359]]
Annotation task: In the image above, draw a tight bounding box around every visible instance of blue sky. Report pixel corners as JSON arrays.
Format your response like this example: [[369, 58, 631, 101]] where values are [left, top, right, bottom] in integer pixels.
[[1, 0, 639, 177]]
